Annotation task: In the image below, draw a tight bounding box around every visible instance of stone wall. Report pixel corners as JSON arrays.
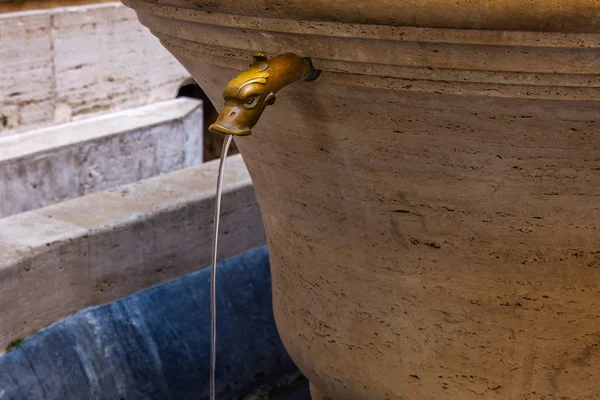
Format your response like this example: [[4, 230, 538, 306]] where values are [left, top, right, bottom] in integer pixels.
[[0, 2, 190, 135]]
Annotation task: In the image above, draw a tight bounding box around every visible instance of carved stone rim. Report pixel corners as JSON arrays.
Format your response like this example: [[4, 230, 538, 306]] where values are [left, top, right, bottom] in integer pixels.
[[123, 0, 600, 48], [123, 0, 600, 101], [125, 0, 600, 34]]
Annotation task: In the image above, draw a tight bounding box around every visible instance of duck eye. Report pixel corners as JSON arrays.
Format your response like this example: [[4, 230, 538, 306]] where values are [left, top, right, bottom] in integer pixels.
[[243, 95, 259, 107]]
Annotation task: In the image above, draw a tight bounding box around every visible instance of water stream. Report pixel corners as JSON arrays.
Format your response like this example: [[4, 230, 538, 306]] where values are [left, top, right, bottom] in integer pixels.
[[209, 134, 234, 400]]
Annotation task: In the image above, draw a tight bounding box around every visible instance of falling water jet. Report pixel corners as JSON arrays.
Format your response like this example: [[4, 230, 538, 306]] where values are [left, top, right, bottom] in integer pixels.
[[207, 52, 319, 400], [209, 134, 233, 400]]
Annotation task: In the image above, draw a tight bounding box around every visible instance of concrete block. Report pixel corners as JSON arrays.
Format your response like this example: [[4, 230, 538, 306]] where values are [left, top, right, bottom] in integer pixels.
[[0, 154, 265, 350], [0, 97, 203, 218]]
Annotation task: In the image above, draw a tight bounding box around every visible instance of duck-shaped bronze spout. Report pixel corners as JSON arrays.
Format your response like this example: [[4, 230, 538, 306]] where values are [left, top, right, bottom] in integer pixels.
[[209, 52, 320, 136]]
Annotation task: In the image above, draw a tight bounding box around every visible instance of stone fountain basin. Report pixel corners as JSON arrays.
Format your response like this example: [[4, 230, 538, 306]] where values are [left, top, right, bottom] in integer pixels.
[[122, 1, 600, 398], [0, 247, 308, 399]]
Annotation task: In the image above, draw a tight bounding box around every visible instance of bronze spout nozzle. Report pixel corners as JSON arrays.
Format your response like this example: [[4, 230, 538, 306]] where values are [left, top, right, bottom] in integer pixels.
[[209, 52, 320, 136]]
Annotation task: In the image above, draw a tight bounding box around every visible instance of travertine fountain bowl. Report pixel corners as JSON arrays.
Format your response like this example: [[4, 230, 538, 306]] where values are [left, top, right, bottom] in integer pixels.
[[122, 1, 600, 398]]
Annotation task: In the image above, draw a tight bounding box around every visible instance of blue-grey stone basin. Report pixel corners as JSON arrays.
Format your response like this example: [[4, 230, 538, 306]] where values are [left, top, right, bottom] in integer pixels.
[[0, 246, 308, 399]]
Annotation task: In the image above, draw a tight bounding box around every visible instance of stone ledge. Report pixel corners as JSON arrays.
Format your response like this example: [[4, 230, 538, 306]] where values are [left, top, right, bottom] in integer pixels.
[[0, 98, 203, 218], [0, 153, 265, 350]]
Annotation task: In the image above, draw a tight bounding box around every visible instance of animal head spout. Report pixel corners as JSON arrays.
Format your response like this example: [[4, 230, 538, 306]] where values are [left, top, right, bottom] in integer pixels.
[[209, 52, 319, 136]]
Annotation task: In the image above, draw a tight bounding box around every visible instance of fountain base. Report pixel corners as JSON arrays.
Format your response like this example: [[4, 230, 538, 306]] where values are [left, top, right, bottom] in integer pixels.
[[122, 1, 600, 398]]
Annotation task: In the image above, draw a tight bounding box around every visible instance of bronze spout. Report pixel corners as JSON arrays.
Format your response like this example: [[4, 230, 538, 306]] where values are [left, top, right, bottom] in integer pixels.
[[209, 52, 320, 136]]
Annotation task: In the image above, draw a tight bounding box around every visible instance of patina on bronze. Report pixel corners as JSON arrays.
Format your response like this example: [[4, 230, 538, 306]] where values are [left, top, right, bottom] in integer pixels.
[[209, 52, 319, 136]]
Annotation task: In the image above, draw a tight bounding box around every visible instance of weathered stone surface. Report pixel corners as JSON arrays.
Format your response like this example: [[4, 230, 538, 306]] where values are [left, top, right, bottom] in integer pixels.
[[123, 1, 600, 398], [0, 98, 203, 218], [0, 153, 265, 350], [0, 10, 53, 130], [0, 2, 189, 135]]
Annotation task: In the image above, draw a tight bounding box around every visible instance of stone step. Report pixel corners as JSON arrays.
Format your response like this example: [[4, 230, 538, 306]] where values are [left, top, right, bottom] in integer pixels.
[[0, 97, 203, 218], [0, 153, 264, 350]]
